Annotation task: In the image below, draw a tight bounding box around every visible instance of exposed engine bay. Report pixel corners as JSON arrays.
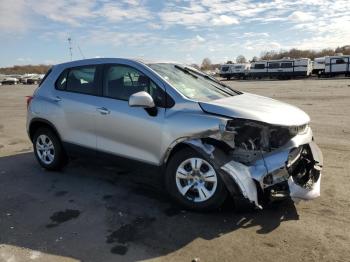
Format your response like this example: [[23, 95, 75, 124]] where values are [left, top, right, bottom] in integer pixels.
[[180, 118, 323, 209]]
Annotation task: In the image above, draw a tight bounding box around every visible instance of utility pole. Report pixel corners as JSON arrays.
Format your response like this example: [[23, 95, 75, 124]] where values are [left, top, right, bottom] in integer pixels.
[[68, 37, 73, 61]]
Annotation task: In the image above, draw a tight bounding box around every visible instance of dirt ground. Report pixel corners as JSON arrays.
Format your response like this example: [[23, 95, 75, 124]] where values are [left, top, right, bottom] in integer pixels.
[[0, 79, 350, 262]]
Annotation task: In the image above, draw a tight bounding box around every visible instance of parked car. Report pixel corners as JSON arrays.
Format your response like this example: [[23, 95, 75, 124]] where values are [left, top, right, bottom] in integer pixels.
[[26, 75, 43, 85], [26, 58, 323, 211], [2, 77, 19, 85], [19, 75, 35, 84]]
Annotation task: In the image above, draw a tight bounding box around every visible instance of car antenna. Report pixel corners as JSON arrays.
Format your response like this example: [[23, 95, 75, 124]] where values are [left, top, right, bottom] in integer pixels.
[[67, 37, 73, 61], [77, 44, 85, 59]]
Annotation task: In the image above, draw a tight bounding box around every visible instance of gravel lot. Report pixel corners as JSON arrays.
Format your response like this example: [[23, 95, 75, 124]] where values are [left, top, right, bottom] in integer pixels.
[[0, 79, 350, 262]]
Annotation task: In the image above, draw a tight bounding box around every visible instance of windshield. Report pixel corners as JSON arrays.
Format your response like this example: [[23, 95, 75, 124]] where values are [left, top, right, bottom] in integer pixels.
[[148, 63, 239, 102]]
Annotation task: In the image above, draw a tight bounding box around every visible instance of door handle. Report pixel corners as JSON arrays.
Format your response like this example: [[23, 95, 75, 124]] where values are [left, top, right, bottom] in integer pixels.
[[52, 96, 61, 102], [97, 107, 110, 115]]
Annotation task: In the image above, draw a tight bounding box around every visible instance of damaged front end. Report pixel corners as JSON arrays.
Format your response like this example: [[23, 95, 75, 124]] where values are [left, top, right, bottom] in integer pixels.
[[182, 119, 323, 209]]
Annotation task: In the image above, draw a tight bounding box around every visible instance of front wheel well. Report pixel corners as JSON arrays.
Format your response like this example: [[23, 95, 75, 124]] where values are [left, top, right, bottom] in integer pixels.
[[165, 138, 232, 166]]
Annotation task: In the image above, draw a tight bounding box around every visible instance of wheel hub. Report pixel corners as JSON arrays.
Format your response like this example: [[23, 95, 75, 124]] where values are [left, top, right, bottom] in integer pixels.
[[175, 157, 218, 202], [36, 134, 55, 165]]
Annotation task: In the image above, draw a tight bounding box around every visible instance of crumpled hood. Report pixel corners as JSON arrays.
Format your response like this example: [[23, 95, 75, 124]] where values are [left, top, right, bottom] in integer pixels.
[[199, 92, 310, 126]]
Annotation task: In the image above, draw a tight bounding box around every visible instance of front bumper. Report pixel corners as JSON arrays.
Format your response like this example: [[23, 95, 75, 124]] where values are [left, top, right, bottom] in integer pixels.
[[221, 141, 323, 208]]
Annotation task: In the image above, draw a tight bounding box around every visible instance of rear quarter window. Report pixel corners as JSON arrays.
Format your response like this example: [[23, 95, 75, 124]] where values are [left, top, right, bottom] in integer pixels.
[[55, 70, 68, 90]]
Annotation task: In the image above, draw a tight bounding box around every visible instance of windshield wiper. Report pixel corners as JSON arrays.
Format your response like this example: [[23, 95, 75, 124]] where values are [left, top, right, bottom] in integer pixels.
[[184, 66, 242, 95], [174, 65, 198, 79]]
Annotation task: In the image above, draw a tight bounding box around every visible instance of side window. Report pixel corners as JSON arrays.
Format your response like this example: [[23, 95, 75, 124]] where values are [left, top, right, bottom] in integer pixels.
[[254, 64, 265, 69], [281, 62, 293, 68], [66, 66, 97, 95], [55, 70, 68, 90], [103, 65, 166, 107], [335, 59, 345, 64], [268, 63, 280, 69]]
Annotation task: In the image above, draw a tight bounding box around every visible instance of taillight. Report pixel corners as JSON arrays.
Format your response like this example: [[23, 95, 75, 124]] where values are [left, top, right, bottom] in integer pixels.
[[26, 96, 33, 109]]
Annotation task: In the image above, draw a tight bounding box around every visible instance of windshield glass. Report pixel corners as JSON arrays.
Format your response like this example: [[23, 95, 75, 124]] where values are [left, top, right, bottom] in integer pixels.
[[148, 63, 239, 102]]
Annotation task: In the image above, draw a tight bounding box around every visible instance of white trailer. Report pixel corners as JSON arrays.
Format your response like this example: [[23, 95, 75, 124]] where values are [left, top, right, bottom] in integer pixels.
[[312, 57, 325, 75], [249, 58, 312, 79], [219, 63, 251, 80], [321, 55, 350, 77]]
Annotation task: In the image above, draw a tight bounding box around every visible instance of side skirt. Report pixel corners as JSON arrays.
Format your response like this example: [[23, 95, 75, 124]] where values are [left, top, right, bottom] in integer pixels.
[[62, 142, 163, 176]]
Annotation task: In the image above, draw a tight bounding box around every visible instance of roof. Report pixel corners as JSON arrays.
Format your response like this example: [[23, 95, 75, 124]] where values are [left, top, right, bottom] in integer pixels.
[[54, 58, 180, 68]]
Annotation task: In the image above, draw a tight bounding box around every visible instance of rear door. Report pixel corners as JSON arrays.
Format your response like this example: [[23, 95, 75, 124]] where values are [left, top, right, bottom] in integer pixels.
[[52, 65, 101, 150], [95, 63, 167, 165]]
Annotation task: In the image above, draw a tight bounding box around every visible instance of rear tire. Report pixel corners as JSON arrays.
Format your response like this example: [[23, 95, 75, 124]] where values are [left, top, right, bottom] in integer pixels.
[[33, 128, 67, 171], [165, 148, 228, 211]]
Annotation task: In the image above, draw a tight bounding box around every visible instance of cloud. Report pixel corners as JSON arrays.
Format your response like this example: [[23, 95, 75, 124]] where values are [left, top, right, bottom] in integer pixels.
[[148, 23, 162, 30], [241, 39, 281, 51], [288, 11, 315, 22], [196, 35, 205, 42], [211, 15, 239, 26], [16, 57, 32, 62], [31, 0, 97, 26], [0, 0, 30, 33], [99, 2, 151, 22], [1, 0, 350, 66]]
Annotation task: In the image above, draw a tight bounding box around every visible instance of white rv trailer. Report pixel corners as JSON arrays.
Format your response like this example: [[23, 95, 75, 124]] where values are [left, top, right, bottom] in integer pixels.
[[312, 57, 325, 75], [249, 58, 312, 79], [219, 63, 251, 80], [320, 55, 350, 77]]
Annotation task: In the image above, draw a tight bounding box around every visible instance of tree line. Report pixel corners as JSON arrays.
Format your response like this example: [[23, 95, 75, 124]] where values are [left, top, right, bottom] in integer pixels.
[[0, 64, 51, 75]]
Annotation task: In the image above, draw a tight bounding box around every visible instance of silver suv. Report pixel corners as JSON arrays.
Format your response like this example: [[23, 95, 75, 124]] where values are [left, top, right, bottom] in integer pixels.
[[27, 58, 323, 211]]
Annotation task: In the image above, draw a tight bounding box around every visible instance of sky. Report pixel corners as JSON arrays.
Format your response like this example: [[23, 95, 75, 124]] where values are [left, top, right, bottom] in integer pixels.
[[0, 0, 349, 67]]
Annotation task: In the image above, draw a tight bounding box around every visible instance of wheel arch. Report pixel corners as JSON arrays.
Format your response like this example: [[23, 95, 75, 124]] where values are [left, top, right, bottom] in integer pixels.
[[29, 118, 62, 143], [163, 137, 232, 166]]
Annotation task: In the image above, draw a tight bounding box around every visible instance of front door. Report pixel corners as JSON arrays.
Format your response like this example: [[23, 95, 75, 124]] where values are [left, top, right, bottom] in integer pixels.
[[95, 64, 166, 165]]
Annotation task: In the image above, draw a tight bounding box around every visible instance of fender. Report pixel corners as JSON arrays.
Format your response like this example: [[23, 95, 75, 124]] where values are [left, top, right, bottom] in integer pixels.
[[28, 117, 62, 142]]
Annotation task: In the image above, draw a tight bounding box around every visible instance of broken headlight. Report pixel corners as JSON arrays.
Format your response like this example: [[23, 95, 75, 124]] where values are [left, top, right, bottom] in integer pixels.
[[289, 123, 309, 136], [226, 119, 294, 151]]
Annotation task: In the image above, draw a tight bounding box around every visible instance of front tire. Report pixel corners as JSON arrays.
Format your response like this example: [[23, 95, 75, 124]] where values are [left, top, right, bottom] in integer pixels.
[[165, 148, 228, 211], [33, 128, 66, 170]]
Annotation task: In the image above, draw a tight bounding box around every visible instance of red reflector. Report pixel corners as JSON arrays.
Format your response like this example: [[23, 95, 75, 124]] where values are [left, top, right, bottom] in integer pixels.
[[26, 96, 33, 109]]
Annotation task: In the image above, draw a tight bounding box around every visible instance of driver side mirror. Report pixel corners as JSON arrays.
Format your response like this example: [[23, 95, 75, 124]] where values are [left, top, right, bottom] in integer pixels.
[[129, 91, 155, 108]]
